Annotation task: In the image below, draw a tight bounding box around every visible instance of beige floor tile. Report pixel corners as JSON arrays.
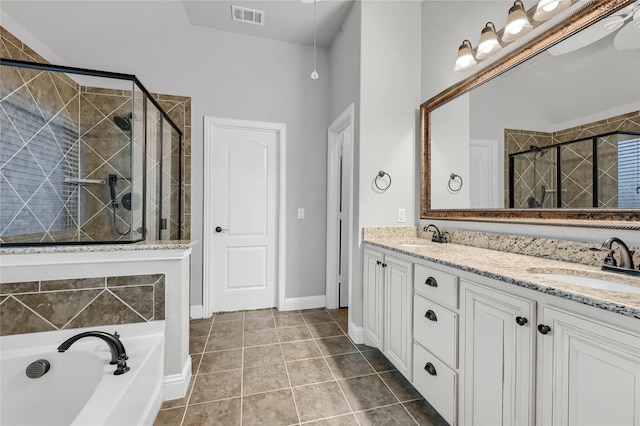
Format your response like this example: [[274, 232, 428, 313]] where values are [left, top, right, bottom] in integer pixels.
[[189, 336, 207, 354], [281, 340, 322, 361], [189, 322, 211, 338], [286, 357, 334, 387], [302, 311, 334, 324], [243, 344, 284, 368], [304, 414, 360, 426], [244, 308, 274, 319], [190, 370, 242, 404], [361, 349, 396, 372], [199, 349, 243, 374], [292, 381, 352, 422], [355, 404, 418, 426], [380, 370, 422, 402], [308, 322, 345, 338], [244, 316, 275, 331], [153, 406, 185, 426], [274, 313, 306, 328], [244, 328, 279, 347], [214, 311, 244, 322], [243, 362, 290, 395], [402, 399, 449, 426], [327, 309, 349, 322], [183, 398, 241, 426], [315, 336, 358, 356], [242, 389, 299, 425], [325, 352, 375, 379], [206, 321, 243, 351], [338, 374, 398, 411], [277, 325, 312, 342]]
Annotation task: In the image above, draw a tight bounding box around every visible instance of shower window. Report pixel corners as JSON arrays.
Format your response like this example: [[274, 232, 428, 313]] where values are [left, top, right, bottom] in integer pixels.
[[0, 59, 182, 246]]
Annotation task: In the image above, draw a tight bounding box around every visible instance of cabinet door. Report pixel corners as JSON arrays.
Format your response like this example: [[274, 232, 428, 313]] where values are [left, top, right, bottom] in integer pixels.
[[363, 248, 384, 349], [538, 306, 640, 426], [461, 281, 535, 426], [383, 255, 413, 379]]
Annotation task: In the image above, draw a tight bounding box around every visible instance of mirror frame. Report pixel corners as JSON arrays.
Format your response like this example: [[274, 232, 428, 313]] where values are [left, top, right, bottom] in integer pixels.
[[421, 0, 640, 224]]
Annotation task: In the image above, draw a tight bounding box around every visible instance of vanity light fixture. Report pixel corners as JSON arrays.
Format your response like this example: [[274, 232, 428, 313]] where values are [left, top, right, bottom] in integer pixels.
[[476, 22, 502, 60], [533, 0, 571, 21], [454, 40, 477, 72], [503, 0, 533, 42]]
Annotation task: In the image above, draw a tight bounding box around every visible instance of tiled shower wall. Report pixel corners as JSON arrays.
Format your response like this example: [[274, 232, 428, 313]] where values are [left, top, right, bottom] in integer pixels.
[[505, 110, 640, 208], [0, 273, 165, 336], [0, 26, 192, 242]]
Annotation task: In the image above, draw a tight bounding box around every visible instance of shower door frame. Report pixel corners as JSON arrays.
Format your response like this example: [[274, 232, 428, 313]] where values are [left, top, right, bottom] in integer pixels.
[[0, 58, 183, 246]]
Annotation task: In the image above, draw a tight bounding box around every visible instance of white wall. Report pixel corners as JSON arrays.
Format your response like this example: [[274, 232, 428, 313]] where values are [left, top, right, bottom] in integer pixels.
[[0, 1, 332, 305]]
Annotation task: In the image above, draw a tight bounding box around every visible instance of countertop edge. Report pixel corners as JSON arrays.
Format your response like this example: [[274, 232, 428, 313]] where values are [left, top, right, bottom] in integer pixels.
[[0, 240, 198, 256], [364, 239, 640, 320]]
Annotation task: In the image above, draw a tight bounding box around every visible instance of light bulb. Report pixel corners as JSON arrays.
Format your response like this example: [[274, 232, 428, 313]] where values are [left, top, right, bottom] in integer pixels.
[[311, 70, 319, 80]]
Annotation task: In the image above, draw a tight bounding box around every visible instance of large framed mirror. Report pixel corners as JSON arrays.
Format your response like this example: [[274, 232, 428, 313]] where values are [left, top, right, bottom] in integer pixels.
[[421, 0, 640, 223]]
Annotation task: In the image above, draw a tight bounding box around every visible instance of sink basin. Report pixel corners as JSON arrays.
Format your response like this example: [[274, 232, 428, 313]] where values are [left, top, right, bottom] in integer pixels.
[[399, 240, 433, 248], [531, 270, 640, 294]]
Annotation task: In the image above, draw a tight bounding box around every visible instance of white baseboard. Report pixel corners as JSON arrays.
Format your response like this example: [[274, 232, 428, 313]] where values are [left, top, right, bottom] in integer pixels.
[[348, 321, 364, 344], [282, 295, 326, 311], [163, 356, 192, 401], [190, 305, 204, 319]]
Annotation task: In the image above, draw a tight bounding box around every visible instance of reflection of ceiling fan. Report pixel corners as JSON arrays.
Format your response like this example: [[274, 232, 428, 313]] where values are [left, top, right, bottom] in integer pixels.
[[548, 1, 640, 55]]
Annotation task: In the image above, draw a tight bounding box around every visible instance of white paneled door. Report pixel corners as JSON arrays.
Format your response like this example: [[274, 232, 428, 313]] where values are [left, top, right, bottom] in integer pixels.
[[204, 118, 284, 313]]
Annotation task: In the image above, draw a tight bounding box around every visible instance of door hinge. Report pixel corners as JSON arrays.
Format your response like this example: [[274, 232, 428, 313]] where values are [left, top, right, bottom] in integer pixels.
[[337, 212, 342, 220]]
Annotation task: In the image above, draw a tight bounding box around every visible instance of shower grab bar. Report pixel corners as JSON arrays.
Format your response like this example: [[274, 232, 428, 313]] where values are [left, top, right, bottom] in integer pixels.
[[64, 178, 105, 185]]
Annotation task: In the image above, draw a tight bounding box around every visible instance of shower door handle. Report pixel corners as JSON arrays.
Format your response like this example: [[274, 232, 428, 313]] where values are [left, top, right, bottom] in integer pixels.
[[215, 226, 228, 233]]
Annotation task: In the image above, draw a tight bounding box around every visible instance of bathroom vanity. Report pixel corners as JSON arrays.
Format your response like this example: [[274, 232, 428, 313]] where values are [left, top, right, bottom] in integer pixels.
[[363, 235, 640, 426]]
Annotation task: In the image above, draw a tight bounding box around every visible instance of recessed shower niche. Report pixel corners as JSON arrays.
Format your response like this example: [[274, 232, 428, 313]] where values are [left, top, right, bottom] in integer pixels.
[[0, 59, 182, 245]]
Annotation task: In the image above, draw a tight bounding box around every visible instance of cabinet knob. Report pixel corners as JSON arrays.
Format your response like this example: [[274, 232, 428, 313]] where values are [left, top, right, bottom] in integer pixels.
[[424, 362, 437, 376], [537, 324, 551, 335], [425, 277, 438, 287], [515, 316, 528, 326], [424, 310, 438, 322], [376, 260, 381, 265], [381, 263, 387, 268]]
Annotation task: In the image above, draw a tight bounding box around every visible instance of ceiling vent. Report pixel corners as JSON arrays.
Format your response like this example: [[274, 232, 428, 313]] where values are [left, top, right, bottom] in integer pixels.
[[231, 6, 265, 25]]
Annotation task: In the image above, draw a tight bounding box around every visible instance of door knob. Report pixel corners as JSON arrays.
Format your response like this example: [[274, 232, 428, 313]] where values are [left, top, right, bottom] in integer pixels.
[[515, 316, 528, 326], [215, 226, 228, 233], [537, 324, 551, 335]]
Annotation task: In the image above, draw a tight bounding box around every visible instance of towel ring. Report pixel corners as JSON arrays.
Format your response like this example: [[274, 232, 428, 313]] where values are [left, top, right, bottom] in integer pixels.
[[374, 170, 391, 191], [448, 173, 463, 192]]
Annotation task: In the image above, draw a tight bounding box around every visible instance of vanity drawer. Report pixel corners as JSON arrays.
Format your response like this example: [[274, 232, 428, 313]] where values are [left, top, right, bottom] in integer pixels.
[[414, 264, 459, 309], [414, 295, 458, 368], [413, 342, 457, 426]]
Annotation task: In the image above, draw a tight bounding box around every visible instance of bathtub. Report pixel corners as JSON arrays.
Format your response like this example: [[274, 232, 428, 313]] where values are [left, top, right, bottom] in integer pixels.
[[0, 321, 164, 426]]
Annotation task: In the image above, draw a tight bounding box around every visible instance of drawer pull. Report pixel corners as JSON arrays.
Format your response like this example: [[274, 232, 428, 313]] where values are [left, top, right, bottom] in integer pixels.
[[425, 277, 438, 287], [424, 310, 438, 322], [515, 316, 528, 326], [424, 362, 437, 376]]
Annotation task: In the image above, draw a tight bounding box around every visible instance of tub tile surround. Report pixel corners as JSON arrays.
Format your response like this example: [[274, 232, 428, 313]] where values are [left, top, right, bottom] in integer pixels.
[[366, 226, 640, 318], [0, 273, 165, 336], [0, 26, 192, 243]]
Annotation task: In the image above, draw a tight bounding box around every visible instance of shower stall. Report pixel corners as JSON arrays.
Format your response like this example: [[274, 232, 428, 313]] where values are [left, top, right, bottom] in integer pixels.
[[509, 131, 640, 209], [0, 59, 182, 245]]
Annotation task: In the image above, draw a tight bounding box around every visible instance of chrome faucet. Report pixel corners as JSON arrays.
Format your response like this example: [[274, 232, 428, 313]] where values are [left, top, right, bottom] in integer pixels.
[[57, 331, 130, 375], [599, 237, 635, 270], [423, 224, 447, 243]]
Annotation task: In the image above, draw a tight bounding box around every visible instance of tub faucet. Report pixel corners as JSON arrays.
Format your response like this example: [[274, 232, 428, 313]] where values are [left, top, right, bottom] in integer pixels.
[[423, 224, 447, 243], [57, 331, 130, 375], [596, 237, 635, 270]]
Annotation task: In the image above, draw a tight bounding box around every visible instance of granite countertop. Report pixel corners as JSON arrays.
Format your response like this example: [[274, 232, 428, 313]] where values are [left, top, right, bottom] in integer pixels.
[[0, 240, 197, 255], [365, 236, 640, 319]]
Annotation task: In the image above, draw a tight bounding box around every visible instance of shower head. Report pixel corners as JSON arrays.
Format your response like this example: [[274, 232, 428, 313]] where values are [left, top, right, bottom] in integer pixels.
[[113, 113, 132, 132]]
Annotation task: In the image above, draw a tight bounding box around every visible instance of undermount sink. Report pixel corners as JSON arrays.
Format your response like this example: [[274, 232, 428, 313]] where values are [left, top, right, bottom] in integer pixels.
[[399, 240, 433, 248], [529, 268, 640, 294]]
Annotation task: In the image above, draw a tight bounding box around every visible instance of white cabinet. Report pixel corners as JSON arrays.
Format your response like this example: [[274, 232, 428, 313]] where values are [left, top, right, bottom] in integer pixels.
[[460, 280, 536, 426], [537, 305, 640, 426], [363, 248, 384, 349], [362, 246, 413, 378]]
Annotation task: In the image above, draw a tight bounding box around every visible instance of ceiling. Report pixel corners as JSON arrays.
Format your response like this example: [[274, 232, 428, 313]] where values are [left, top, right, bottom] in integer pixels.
[[182, 0, 354, 48]]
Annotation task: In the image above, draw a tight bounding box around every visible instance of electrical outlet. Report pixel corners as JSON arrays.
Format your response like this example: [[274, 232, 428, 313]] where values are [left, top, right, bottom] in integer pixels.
[[298, 208, 305, 219], [397, 208, 406, 223]]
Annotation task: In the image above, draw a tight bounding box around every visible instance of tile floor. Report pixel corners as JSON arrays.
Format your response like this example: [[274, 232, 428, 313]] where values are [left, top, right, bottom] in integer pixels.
[[154, 308, 448, 426]]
